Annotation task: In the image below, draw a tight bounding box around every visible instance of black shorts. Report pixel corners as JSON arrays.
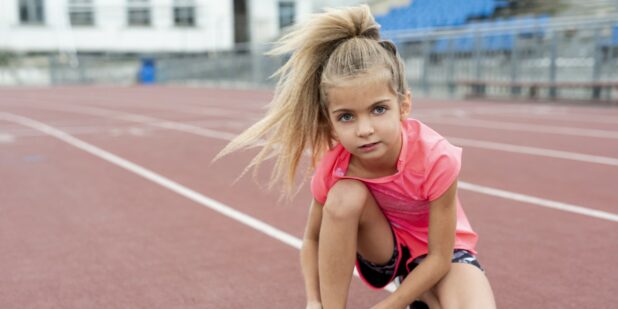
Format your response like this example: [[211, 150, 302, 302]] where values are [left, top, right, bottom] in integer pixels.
[[356, 244, 484, 289]]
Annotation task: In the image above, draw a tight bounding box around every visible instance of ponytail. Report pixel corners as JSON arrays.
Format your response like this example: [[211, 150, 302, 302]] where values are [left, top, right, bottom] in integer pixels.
[[214, 5, 408, 198]]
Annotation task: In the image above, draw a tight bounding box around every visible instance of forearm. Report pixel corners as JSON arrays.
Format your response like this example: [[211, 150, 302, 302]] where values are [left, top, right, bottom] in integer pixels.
[[379, 255, 451, 308], [301, 238, 321, 303]]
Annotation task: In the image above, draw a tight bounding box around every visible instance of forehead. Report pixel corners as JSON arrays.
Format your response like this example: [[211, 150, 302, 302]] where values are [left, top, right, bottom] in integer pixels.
[[327, 74, 396, 111]]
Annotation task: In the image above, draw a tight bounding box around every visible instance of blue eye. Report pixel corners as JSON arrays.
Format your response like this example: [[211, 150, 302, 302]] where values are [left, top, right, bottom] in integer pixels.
[[338, 114, 353, 122], [373, 106, 387, 114]]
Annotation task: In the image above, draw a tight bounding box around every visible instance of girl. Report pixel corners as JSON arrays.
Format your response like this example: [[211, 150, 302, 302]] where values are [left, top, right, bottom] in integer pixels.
[[216, 5, 496, 309]]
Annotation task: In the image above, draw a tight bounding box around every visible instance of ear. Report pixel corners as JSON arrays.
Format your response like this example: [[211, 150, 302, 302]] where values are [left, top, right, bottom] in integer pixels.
[[400, 90, 412, 121]]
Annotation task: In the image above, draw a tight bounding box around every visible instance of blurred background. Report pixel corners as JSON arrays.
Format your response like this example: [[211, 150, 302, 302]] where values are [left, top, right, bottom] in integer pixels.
[[1, 0, 617, 101], [2, 3, 618, 308]]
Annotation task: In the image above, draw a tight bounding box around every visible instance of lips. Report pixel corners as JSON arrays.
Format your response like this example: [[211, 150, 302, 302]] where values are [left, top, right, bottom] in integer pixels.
[[359, 142, 380, 148], [358, 141, 381, 152]]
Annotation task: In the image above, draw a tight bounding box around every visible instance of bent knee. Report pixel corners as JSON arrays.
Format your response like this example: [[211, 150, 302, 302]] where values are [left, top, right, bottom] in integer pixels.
[[435, 264, 496, 309], [323, 179, 370, 220]]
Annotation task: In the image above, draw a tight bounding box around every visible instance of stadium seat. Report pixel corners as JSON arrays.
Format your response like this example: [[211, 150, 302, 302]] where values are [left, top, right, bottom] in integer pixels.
[[376, 0, 552, 53]]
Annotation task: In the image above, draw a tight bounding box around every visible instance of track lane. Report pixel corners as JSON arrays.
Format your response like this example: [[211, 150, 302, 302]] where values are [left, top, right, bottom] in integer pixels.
[[0, 113, 387, 308], [9, 99, 615, 216], [2, 86, 617, 308]]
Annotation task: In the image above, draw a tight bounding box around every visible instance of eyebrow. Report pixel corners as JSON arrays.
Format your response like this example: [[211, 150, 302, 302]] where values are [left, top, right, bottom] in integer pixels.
[[331, 99, 391, 114]]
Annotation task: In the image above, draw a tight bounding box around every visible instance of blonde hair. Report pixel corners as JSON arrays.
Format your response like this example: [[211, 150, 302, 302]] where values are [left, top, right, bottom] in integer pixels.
[[214, 5, 409, 197]]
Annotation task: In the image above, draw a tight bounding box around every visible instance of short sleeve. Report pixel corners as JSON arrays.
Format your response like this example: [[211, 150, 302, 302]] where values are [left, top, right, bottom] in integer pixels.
[[309, 145, 344, 205], [310, 170, 328, 205], [423, 139, 462, 201]]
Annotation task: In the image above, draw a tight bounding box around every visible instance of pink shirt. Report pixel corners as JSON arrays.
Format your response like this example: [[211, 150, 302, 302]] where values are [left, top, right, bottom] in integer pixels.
[[311, 118, 478, 260]]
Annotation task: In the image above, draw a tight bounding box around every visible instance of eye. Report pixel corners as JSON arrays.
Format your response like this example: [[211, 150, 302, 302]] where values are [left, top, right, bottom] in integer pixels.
[[373, 105, 388, 115], [338, 113, 353, 122]]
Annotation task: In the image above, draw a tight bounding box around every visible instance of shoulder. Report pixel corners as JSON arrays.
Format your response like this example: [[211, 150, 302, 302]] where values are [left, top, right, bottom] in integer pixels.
[[310, 144, 347, 205], [402, 119, 462, 201], [403, 118, 461, 164]]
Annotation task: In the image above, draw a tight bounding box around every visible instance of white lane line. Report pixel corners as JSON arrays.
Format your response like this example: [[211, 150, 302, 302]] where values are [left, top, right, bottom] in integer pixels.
[[26, 103, 618, 167], [424, 117, 618, 139], [416, 105, 618, 124], [0, 113, 302, 250], [0, 132, 15, 143], [500, 110, 618, 125], [18, 104, 618, 223], [0, 111, 395, 291], [459, 182, 618, 222], [447, 137, 618, 167], [32, 104, 240, 141]]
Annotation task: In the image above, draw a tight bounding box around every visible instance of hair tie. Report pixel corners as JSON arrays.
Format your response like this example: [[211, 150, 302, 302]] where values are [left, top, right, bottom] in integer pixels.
[[379, 40, 397, 55]]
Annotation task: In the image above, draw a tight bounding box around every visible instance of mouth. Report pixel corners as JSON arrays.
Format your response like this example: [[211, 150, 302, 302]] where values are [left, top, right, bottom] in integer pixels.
[[358, 141, 380, 151]]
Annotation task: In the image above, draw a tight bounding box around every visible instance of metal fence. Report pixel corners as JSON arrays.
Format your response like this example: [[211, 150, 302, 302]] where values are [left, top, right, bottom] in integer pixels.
[[1, 14, 617, 102]]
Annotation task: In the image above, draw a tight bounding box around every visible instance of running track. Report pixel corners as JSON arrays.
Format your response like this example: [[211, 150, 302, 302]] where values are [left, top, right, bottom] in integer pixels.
[[0, 86, 616, 308]]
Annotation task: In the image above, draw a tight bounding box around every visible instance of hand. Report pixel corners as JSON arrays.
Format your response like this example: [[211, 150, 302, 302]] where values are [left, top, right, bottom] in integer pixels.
[[306, 300, 322, 309]]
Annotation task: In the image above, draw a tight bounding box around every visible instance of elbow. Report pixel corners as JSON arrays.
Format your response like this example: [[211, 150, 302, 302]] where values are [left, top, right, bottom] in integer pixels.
[[432, 255, 452, 279], [301, 236, 319, 251], [440, 259, 452, 277]]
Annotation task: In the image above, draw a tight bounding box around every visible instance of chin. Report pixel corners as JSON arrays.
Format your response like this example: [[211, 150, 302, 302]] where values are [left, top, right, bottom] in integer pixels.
[[354, 148, 387, 160]]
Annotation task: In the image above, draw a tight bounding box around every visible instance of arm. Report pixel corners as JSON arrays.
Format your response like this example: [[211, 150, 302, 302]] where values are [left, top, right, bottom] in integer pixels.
[[301, 198, 324, 308], [372, 180, 458, 309]]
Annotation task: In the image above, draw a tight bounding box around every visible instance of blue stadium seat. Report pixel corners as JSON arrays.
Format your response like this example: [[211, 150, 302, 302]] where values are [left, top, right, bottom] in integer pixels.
[[376, 0, 503, 31], [376, 0, 550, 53]]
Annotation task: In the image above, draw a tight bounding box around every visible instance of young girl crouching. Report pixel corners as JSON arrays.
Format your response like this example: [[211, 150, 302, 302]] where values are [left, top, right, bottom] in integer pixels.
[[217, 5, 496, 309]]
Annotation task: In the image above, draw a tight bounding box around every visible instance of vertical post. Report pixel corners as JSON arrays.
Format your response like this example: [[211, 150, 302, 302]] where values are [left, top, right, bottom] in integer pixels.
[[548, 30, 558, 99], [447, 37, 455, 98], [421, 38, 431, 96], [473, 30, 485, 97], [510, 31, 520, 96], [78, 55, 86, 84], [592, 26, 603, 100], [252, 43, 263, 86], [48, 55, 57, 85]]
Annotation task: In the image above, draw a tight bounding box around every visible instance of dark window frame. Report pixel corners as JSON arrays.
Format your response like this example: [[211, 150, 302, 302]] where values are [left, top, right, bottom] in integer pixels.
[[278, 1, 295, 30], [69, 0, 95, 27], [127, 0, 152, 27], [173, 6, 196, 27], [19, 0, 45, 25]]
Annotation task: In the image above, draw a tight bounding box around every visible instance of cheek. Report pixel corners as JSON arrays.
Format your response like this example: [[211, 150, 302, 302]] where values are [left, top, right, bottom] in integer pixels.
[[330, 124, 346, 141], [381, 120, 401, 141]]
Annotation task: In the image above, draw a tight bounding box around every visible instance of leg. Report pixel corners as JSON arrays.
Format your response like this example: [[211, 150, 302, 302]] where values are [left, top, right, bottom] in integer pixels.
[[318, 179, 393, 309], [433, 263, 496, 309], [418, 290, 441, 309]]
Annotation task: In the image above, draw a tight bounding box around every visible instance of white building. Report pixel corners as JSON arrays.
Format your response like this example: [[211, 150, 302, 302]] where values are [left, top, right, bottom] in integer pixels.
[[0, 0, 312, 54]]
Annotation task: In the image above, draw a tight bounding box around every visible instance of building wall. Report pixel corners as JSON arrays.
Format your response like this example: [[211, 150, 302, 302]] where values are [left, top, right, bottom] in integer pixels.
[[0, 0, 310, 53]]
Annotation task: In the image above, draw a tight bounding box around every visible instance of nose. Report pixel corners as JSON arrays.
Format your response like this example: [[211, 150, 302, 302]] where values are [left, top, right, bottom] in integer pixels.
[[356, 118, 374, 138]]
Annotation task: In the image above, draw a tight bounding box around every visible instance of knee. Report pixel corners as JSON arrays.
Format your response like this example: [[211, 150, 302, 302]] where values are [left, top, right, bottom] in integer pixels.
[[323, 179, 370, 221]]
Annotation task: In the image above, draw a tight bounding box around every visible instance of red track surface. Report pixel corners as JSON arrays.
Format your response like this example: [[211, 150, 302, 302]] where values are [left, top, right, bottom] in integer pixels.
[[1, 86, 617, 308]]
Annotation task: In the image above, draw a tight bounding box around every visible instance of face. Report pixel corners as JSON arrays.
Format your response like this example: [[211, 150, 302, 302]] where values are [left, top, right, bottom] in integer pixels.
[[326, 74, 411, 166]]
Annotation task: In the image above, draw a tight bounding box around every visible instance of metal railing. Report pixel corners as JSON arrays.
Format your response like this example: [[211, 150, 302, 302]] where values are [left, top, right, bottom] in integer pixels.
[[1, 14, 617, 102]]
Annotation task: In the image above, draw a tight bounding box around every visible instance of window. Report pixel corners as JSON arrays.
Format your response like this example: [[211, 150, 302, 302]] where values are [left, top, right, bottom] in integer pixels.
[[69, 0, 95, 27], [174, 0, 196, 27], [19, 0, 45, 25], [127, 0, 151, 27], [278, 1, 295, 30]]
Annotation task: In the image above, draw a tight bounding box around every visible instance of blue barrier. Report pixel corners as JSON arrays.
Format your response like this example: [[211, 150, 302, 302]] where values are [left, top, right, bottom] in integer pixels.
[[138, 57, 156, 85], [600, 24, 618, 47]]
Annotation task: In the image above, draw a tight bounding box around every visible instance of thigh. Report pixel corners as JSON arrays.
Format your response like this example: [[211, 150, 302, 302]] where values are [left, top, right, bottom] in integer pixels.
[[433, 263, 496, 309], [346, 181, 393, 265]]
